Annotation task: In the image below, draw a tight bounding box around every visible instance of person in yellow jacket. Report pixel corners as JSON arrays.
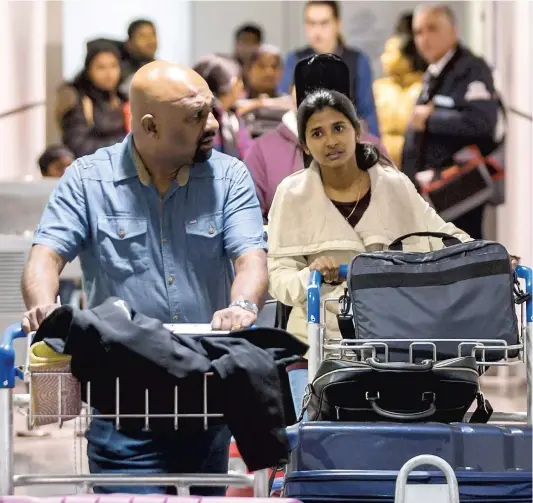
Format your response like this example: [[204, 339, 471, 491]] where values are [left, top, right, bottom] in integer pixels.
[[373, 32, 426, 168]]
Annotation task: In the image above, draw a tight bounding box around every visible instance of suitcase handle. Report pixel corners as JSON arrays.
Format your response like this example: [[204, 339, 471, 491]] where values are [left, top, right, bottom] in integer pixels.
[[389, 232, 462, 251], [366, 392, 436, 421], [366, 357, 433, 372]]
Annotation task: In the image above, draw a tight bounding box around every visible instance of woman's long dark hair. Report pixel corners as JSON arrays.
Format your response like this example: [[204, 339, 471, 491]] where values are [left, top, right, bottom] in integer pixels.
[[394, 13, 427, 73], [71, 41, 126, 100], [397, 34, 427, 73], [297, 89, 392, 170], [193, 54, 241, 98]]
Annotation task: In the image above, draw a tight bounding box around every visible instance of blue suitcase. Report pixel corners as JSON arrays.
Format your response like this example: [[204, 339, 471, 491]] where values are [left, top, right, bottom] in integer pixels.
[[283, 422, 532, 502]]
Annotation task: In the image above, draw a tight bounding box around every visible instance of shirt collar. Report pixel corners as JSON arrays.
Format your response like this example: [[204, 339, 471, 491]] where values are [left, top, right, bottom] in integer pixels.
[[133, 146, 191, 187], [115, 134, 189, 187], [427, 48, 456, 77]]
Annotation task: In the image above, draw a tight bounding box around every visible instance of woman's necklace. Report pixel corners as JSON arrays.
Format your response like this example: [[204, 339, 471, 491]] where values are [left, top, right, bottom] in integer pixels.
[[344, 173, 365, 221]]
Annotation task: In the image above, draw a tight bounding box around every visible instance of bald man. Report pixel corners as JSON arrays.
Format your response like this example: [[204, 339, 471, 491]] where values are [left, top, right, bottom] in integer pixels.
[[402, 4, 499, 239], [21, 61, 268, 494]]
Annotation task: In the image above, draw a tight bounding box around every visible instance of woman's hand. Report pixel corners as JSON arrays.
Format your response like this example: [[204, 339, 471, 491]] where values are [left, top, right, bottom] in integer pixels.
[[309, 257, 341, 284]]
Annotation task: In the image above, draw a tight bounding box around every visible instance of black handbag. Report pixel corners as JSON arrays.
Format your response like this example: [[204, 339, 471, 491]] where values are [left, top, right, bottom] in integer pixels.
[[300, 356, 492, 424]]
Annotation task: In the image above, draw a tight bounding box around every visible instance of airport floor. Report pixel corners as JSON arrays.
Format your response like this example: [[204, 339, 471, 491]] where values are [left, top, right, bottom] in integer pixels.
[[10, 368, 528, 497]]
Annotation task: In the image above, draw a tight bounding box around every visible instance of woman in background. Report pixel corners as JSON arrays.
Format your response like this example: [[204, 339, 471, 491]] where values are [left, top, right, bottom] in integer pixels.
[[56, 41, 129, 158], [193, 54, 253, 160], [373, 27, 426, 167]]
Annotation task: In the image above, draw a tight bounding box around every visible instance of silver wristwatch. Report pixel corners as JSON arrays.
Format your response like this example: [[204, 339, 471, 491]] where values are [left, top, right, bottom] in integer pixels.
[[230, 299, 259, 315]]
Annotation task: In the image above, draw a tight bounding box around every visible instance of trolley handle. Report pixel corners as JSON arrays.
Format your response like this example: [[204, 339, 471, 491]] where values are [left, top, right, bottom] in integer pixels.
[[515, 265, 533, 322], [307, 264, 349, 325], [0, 323, 26, 388]]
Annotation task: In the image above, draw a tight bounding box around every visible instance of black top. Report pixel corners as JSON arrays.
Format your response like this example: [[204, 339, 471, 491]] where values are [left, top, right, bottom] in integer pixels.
[[331, 188, 371, 227], [61, 85, 128, 158]]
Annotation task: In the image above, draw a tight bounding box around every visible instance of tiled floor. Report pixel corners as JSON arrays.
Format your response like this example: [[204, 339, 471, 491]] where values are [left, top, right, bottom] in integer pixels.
[[9, 369, 529, 497]]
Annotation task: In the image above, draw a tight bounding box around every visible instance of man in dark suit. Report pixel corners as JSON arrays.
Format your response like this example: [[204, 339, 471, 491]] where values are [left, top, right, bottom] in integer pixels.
[[402, 4, 499, 239]]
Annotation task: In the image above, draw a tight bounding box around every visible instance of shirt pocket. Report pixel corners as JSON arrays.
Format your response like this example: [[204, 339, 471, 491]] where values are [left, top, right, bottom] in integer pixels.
[[185, 212, 224, 259], [97, 216, 150, 278]]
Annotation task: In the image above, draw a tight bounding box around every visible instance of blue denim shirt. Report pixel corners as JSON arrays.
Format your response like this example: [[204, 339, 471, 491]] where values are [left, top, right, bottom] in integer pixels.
[[33, 135, 267, 323]]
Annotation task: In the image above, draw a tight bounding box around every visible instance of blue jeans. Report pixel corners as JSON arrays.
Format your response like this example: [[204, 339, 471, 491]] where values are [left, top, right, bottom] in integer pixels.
[[86, 418, 231, 495], [287, 368, 309, 420]]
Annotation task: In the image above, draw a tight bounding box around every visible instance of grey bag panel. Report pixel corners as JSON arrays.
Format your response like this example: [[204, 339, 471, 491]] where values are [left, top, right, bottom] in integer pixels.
[[352, 241, 509, 274], [349, 240, 518, 362]]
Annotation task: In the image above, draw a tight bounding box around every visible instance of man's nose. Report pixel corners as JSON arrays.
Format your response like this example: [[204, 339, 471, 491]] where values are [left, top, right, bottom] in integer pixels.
[[206, 112, 219, 133]]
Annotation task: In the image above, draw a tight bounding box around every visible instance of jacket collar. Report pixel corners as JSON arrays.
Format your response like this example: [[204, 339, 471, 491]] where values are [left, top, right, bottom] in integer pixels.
[[267, 161, 398, 258], [428, 47, 456, 77]]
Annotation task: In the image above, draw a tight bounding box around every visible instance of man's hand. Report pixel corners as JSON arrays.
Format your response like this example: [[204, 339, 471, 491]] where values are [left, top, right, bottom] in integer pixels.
[[211, 306, 257, 331], [411, 104, 434, 131], [22, 303, 59, 334], [309, 256, 341, 284]]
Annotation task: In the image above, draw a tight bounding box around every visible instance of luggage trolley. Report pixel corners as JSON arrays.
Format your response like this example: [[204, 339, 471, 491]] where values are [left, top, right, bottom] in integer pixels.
[[293, 263, 533, 503], [0, 323, 271, 497]]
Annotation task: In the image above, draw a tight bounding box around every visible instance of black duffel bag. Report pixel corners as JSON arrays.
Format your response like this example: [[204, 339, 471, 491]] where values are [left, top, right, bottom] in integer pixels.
[[300, 356, 492, 424], [344, 233, 521, 363]]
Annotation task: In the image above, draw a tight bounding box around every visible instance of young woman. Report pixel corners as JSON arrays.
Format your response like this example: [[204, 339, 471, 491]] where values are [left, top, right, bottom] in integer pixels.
[[266, 89, 470, 416], [57, 42, 129, 157]]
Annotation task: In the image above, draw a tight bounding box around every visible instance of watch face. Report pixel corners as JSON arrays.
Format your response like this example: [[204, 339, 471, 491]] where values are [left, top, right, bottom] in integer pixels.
[[237, 300, 257, 313]]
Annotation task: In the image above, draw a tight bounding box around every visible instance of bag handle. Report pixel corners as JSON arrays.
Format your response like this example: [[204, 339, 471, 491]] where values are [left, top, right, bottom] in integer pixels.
[[366, 358, 433, 372], [389, 232, 462, 251], [366, 392, 436, 421]]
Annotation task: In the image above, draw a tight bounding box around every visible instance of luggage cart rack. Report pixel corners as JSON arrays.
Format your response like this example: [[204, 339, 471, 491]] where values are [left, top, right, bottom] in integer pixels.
[[306, 264, 533, 426], [0, 323, 270, 497]]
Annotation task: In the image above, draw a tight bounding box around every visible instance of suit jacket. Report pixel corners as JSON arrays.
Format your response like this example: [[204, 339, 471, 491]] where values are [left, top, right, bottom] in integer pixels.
[[33, 297, 308, 471], [402, 45, 499, 181]]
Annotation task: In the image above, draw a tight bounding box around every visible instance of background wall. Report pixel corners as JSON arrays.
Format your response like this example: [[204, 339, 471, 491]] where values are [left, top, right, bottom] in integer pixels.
[[62, 0, 191, 80], [0, 1, 46, 181], [45, 0, 63, 146]]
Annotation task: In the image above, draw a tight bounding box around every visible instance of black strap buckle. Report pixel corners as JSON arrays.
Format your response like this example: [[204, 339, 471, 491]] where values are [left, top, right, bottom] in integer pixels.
[[514, 272, 531, 305], [469, 391, 493, 424], [337, 288, 356, 339]]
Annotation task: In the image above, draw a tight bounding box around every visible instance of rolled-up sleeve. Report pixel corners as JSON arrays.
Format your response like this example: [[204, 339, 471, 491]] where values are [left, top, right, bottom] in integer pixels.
[[223, 160, 267, 260], [33, 162, 89, 262]]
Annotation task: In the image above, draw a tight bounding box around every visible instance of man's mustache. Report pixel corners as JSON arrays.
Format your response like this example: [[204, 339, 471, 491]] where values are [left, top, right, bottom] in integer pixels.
[[198, 132, 216, 143]]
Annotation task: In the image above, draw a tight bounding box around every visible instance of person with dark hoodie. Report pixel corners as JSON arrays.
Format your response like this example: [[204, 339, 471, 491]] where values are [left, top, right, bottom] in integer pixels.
[[56, 41, 129, 158]]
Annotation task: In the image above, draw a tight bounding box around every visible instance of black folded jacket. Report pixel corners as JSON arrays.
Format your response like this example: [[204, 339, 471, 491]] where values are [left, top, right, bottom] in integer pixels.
[[33, 297, 308, 471]]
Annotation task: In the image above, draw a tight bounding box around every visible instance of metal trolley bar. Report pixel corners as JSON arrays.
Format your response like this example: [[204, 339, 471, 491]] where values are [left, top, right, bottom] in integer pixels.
[[306, 264, 533, 426], [0, 323, 270, 496], [13, 473, 267, 497]]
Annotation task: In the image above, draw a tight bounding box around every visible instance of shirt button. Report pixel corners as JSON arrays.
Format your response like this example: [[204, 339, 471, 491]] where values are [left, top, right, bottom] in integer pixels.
[[173, 314, 179, 321], [118, 230, 125, 238], [168, 276, 174, 285], [162, 237, 169, 244], [208, 225, 215, 235]]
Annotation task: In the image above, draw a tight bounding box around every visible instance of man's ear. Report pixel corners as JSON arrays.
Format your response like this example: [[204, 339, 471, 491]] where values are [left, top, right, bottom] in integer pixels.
[[141, 114, 158, 137]]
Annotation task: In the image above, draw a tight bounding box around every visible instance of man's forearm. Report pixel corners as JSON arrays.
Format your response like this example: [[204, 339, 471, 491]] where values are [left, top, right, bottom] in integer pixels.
[[22, 245, 66, 308], [231, 250, 268, 308]]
